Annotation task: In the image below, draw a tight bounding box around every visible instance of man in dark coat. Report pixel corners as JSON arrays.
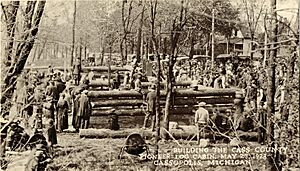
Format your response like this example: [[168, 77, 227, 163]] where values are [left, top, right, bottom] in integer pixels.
[[57, 94, 69, 132], [142, 85, 156, 131], [114, 70, 121, 89], [73, 57, 81, 85], [55, 77, 66, 95], [44, 119, 57, 147], [75, 90, 91, 130], [71, 87, 83, 128]]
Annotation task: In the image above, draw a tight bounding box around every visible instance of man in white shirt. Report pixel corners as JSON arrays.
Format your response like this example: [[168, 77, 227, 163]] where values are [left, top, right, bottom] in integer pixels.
[[195, 102, 209, 144]]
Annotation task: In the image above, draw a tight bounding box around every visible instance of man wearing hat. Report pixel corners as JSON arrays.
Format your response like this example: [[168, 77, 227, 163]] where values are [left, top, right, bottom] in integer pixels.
[[142, 84, 156, 131], [122, 72, 130, 86], [75, 90, 91, 130], [73, 57, 81, 85], [195, 102, 209, 144], [134, 74, 142, 92]]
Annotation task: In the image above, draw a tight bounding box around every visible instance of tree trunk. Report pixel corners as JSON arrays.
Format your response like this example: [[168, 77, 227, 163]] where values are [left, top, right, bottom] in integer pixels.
[[1, 1, 46, 105], [2, 1, 19, 69], [189, 30, 194, 78], [163, 1, 186, 139], [71, 0, 77, 66], [136, 4, 145, 63], [266, 0, 280, 170]]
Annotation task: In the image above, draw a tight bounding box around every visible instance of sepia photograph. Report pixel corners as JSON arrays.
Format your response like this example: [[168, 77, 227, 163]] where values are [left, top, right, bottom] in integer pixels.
[[0, 0, 299, 170]]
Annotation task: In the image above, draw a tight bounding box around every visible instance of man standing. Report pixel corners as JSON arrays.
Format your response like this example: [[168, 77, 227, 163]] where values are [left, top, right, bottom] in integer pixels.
[[76, 90, 91, 130], [142, 85, 156, 131], [114, 70, 121, 89], [57, 94, 69, 132], [46, 81, 59, 127], [134, 74, 142, 92], [195, 102, 209, 144], [73, 57, 81, 85]]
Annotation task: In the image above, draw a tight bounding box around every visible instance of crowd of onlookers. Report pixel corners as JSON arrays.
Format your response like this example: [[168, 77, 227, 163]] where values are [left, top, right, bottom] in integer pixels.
[[0, 54, 288, 170]]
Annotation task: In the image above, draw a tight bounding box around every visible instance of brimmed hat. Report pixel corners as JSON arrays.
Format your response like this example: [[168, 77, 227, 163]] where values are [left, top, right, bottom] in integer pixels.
[[196, 102, 206, 107], [82, 90, 89, 94]]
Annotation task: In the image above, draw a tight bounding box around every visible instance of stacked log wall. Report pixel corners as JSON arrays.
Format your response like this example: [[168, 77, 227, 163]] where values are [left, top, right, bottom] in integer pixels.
[[87, 88, 239, 129]]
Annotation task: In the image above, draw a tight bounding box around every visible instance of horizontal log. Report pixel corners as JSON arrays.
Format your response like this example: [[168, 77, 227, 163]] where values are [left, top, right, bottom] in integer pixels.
[[88, 81, 191, 88], [92, 99, 144, 107], [91, 106, 233, 116], [24, 66, 131, 72], [174, 89, 237, 97], [24, 66, 72, 71], [82, 66, 130, 72], [174, 97, 234, 105], [88, 90, 145, 98], [89, 80, 109, 86], [88, 89, 238, 98], [91, 97, 234, 107], [79, 126, 257, 140]]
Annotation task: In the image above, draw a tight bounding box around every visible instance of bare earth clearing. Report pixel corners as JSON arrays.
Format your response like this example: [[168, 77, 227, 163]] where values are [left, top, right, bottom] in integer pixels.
[[44, 133, 266, 171]]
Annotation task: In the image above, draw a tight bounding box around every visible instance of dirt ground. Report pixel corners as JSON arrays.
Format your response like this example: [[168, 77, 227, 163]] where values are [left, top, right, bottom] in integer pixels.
[[45, 133, 266, 171]]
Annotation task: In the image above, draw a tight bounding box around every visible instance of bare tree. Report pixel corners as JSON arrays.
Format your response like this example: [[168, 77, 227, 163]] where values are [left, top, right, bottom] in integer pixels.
[[120, 0, 133, 65], [70, 0, 77, 66], [241, 0, 266, 60], [149, 0, 161, 158], [1, 1, 46, 108], [162, 0, 187, 139], [266, 0, 279, 170]]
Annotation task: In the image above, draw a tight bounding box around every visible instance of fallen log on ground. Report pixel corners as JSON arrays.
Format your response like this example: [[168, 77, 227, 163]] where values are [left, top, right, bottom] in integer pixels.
[[79, 126, 258, 141]]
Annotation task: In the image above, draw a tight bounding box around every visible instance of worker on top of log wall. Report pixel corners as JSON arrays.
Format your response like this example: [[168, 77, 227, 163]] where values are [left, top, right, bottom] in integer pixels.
[[142, 84, 156, 131], [120, 72, 130, 90], [73, 57, 81, 85], [134, 74, 142, 92], [195, 102, 209, 144], [47, 65, 54, 77], [88, 68, 95, 83], [114, 70, 121, 89], [129, 55, 138, 89]]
